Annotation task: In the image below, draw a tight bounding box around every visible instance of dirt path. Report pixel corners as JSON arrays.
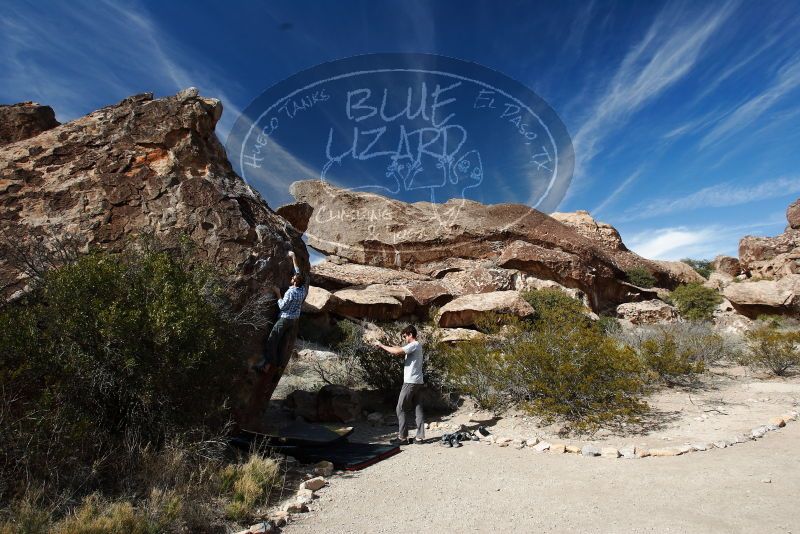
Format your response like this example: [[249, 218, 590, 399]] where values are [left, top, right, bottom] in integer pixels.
[[283, 423, 800, 533]]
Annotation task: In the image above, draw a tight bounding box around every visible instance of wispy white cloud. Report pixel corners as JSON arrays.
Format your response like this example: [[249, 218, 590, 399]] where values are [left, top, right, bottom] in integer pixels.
[[622, 175, 800, 220], [562, 2, 736, 206], [627, 226, 719, 259], [699, 53, 800, 148], [661, 107, 724, 140], [591, 167, 643, 216], [691, 30, 783, 104], [0, 0, 243, 139], [625, 215, 787, 260]]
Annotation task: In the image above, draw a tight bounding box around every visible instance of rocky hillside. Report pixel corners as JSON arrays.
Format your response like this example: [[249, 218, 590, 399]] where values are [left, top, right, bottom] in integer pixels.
[[2, 87, 795, 332], [0, 89, 307, 306]]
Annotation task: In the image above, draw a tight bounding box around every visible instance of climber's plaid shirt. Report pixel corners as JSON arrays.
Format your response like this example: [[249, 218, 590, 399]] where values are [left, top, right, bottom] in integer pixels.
[[277, 267, 307, 319]]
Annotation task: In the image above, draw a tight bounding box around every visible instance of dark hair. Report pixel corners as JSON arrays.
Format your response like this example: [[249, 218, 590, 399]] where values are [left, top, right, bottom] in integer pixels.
[[401, 325, 417, 338], [293, 272, 305, 288]]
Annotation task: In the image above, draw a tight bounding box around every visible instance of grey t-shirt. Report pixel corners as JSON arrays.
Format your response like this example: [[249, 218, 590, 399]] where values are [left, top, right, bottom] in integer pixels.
[[402, 340, 424, 384]]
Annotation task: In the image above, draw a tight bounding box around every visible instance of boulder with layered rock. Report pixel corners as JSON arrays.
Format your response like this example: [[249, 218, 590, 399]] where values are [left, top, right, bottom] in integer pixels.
[[738, 198, 800, 279], [712, 255, 741, 277], [0, 89, 307, 306], [550, 210, 626, 251], [616, 299, 679, 324], [0, 90, 311, 430], [435, 290, 535, 328], [286, 180, 693, 312], [722, 274, 800, 318]]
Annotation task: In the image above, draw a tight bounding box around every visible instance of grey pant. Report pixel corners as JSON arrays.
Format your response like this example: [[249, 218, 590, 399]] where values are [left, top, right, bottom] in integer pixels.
[[396, 383, 425, 440], [263, 316, 298, 367]]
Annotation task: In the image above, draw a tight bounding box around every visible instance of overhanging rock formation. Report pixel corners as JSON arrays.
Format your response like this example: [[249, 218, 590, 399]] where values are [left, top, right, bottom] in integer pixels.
[[287, 179, 688, 312]]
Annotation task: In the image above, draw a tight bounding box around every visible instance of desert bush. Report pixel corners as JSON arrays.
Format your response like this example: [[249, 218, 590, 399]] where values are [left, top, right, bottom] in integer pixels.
[[669, 282, 722, 321], [53, 493, 174, 534], [755, 314, 800, 329], [626, 266, 657, 288], [616, 322, 738, 369], [434, 338, 509, 411], [598, 314, 622, 335], [637, 336, 705, 386], [220, 455, 282, 522], [680, 258, 712, 279], [521, 288, 592, 325], [346, 321, 413, 392], [0, 248, 239, 505], [743, 324, 800, 376], [436, 304, 648, 429]]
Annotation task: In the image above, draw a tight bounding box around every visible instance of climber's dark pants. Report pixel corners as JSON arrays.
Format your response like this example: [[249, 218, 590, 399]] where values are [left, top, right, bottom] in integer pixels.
[[259, 316, 298, 368]]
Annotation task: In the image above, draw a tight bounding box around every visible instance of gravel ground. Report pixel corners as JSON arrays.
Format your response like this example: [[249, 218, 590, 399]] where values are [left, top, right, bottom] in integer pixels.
[[282, 422, 799, 533]]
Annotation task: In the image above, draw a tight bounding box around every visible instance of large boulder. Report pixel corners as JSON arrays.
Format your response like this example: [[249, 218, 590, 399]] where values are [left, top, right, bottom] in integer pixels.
[[651, 260, 706, 284], [0, 90, 307, 304], [441, 266, 516, 294], [616, 300, 679, 324], [788, 199, 800, 230], [704, 271, 735, 291], [712, 298, 753, 335], [0, 102, 59, 146], [289, 180, 689, 311], [275, 201, 313, 233], [332, 285, 411, 320], [311, 260, 431, 290], [738, 198, 800, 279], [550, 210, 626, 251], [712, 255, 741, 277], [722, 274, 800, 318], [301, 286, 342, 314], [0, 90, 312, 427], [435, 290, 535, 328]]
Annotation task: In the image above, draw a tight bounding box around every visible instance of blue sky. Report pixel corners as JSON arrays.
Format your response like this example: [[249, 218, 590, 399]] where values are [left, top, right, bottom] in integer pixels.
[[2, 0, 799, 261]]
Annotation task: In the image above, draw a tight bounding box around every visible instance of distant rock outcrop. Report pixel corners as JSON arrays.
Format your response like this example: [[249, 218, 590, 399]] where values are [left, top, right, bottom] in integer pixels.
[[738, 198, 800, 279], [787, 199, 800, 230], [550, 210, 627, 251], [722, 274, 800, 318], [0, 102, 59, 146], [0, 89, 307, 306]]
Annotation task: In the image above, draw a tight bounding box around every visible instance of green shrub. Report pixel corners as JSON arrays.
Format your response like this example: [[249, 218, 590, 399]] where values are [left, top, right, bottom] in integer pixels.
[[669, 282, 722, 321], [615, 322, 738, 370], [680, 258, 712, 279], [437, 312, 648, 430], [743, 325, 800, 376], [598, 314, 622, 335], [0, 249, 238, 504], [638, 335, 705, 386], [521, 288, 591, 325], [435, 339, 509, 412], [626, 266, 657, 288]]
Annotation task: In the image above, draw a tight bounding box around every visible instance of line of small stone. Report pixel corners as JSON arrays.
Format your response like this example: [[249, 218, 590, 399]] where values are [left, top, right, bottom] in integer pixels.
[[468, 411, 798, 459]]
